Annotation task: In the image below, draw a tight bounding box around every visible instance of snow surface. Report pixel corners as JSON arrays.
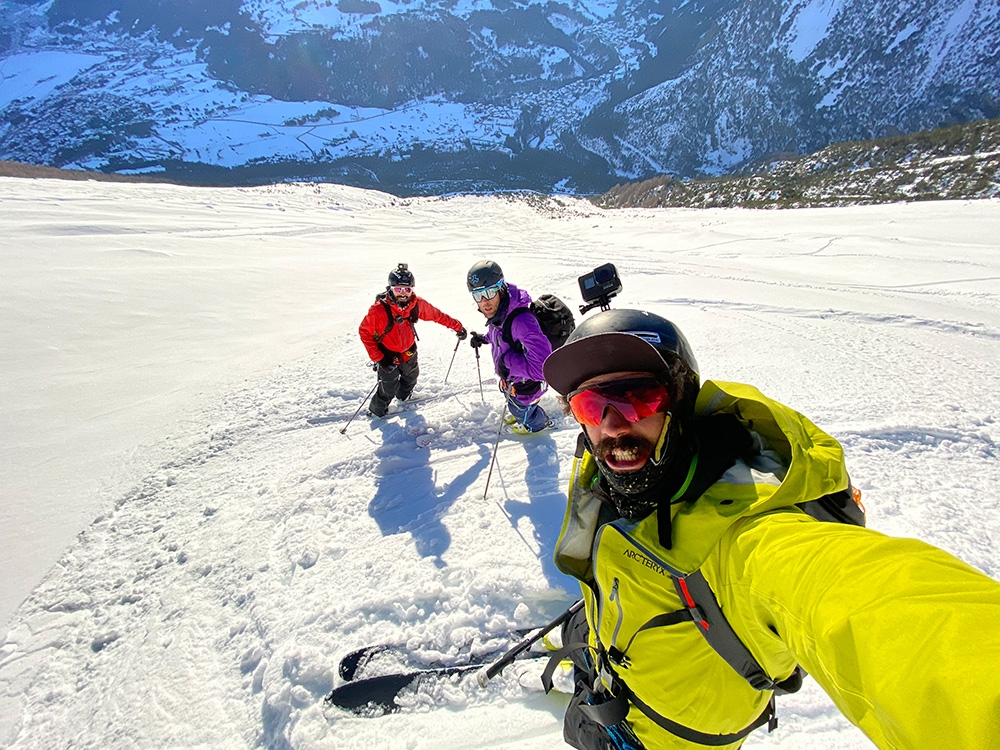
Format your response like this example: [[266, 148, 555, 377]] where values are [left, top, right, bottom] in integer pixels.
[[782, 0, 846, 63], [1, 177, 999, 749], [0, 50, 107, 107]]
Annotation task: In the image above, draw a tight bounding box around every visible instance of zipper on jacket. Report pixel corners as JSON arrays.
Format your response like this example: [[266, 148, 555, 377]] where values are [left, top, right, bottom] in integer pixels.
[[592, 525, 631, 653], [592, 521, 688, 667], [594, 574, 630, 668], [609, 577, 624, 651]]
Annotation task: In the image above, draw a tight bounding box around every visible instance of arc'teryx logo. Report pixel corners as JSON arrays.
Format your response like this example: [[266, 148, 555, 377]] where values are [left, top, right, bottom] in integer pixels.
[[623, 548, 668, 577]]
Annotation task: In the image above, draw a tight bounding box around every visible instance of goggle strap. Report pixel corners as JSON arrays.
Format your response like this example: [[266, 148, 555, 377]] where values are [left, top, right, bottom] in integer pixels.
[[652, 413, 672, 463]]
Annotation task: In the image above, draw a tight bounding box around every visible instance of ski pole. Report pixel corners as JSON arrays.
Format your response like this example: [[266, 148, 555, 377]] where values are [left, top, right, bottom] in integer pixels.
[[443, 336, 461, 384], [476, 600, 584, 687], [482, 400, 507, 501], [474, 347, 485, 402], [340, 380, 379, 435]]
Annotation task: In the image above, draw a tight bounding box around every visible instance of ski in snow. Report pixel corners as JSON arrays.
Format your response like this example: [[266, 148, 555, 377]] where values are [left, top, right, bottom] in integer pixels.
[[326, 663, 483, 714], [338, 627, 537, 682], [326, 602, 583, 715], [325, 652, 549, 715]]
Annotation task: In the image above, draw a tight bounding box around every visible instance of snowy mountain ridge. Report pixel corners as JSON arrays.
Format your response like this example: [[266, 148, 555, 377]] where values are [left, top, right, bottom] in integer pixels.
[[1, 0, 997, 194]]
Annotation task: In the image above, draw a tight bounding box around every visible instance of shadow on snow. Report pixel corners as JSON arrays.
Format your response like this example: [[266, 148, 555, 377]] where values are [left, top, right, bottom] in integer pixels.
[[368, 411, 490, 567], [366, 410, 575, 590]]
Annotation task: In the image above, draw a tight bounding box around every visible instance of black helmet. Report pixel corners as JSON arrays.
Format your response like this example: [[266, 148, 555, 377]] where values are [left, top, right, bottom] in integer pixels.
[[543, 309, 699, 400], [466, 260, 504, 292], [388, 263, 415, 287], [543, 309, 700, 508]]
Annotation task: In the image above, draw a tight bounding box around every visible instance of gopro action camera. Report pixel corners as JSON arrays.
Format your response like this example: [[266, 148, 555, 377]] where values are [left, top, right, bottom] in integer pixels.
[[578, 263, 622, 314]]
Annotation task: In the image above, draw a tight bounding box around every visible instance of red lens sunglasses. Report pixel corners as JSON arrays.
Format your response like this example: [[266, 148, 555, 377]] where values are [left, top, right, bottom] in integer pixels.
[[567, 377, 672, 426]]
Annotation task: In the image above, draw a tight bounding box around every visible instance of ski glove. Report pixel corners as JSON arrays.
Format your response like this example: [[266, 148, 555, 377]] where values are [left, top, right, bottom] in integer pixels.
[[456, 327, 468, 341], [469, 332, 487, 349], [379, 354, 401, 371]]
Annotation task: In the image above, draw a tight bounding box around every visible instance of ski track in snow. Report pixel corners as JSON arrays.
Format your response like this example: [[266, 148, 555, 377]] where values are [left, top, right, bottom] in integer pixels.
[[1, 180, 999, 749]]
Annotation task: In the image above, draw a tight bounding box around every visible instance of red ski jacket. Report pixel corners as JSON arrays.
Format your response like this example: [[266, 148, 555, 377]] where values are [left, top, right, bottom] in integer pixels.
[[359, 293, 463, 364]]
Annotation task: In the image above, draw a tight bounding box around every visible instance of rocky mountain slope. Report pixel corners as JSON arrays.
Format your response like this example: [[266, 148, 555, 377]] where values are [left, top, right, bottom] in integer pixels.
[[595, 118, 1000, 208]]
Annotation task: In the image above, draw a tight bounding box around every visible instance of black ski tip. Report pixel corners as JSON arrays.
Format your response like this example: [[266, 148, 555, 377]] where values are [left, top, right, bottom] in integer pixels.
[[324, 665, 481, 716], [325, 671, 418, 715], [338, 644, 391, 682]]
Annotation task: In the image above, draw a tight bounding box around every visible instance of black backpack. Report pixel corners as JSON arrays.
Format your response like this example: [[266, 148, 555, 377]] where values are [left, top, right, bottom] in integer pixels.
[[501, 294, 576, 351]]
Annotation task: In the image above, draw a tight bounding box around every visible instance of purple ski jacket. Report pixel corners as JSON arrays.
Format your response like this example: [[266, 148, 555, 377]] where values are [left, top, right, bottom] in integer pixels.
[[483, 283, 553, 405]]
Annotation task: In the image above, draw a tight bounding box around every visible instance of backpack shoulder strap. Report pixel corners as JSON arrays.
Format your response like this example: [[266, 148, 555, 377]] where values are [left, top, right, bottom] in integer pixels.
[[550, 598, 782, 744], [374, 295, 420, 342], [659, 415, 804, 694], [501, 306, 532, 349], [374, 294, 394, 341], [673, 571, 801, 693], [654, 414, 754, 549]]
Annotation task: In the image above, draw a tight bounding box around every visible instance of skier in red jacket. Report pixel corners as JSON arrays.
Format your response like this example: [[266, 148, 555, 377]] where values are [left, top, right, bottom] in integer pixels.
[[359, 263, 467, 417]]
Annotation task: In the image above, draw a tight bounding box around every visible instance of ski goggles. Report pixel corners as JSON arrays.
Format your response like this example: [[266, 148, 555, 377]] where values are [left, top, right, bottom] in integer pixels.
[[470, 281, 504, 302], [391, 285, 413, 295], [566, 377, 672, 426]]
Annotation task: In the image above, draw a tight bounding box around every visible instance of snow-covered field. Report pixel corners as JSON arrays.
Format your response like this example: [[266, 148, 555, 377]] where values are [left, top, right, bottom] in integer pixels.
[[1, 177, 998, 749]]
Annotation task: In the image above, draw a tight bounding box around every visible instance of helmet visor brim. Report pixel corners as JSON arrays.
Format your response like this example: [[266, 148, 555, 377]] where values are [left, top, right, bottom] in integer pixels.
[[543, 332, 671, 396]]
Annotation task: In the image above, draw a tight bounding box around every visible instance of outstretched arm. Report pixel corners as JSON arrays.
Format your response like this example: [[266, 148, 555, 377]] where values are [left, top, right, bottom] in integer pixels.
[[416, 297, 465, 333], [724, 513, 1000, 748]]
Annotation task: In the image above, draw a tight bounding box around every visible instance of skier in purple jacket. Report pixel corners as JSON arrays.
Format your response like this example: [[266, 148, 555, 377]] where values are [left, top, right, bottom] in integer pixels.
[[467, 260, 553, 434]]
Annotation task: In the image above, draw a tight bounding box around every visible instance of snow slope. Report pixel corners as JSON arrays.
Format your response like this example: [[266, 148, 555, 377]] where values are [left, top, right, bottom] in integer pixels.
[[1, 178, 998, 748]]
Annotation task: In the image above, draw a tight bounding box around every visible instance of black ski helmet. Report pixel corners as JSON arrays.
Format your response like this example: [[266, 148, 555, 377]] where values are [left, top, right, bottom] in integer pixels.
[[388, 263, 415, 287], [543, 309, 699, 402], [466, 260, 505, 292], [543, 309, 701, 505]]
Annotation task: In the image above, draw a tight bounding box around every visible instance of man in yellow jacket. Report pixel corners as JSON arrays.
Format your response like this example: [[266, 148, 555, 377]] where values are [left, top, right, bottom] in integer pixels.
[[541, 308, 1000, 750]]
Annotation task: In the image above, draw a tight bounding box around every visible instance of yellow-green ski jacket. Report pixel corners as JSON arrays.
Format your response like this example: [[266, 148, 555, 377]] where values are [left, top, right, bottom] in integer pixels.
[[553, 380, 1000, 749]]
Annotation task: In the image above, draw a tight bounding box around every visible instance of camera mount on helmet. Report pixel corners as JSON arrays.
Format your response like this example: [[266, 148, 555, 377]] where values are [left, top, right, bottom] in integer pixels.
[[578, 263, 622, 315], [388, 262, 415, 287]]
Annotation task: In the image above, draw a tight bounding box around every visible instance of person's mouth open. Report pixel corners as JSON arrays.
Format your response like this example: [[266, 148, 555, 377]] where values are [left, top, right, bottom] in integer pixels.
[[596, 438, 652, 472]]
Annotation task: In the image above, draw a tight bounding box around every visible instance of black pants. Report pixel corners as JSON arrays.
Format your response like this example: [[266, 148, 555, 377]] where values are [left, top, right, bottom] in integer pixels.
[[369, 354, 419, 416]]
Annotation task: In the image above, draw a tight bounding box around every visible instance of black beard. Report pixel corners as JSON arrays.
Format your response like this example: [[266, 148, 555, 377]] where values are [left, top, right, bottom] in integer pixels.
[[588, 422, 688, 520], [588, 433, 667, 518], [592, 434, 654, 466]]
